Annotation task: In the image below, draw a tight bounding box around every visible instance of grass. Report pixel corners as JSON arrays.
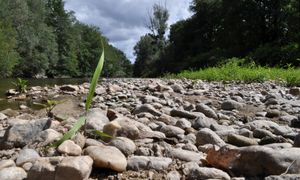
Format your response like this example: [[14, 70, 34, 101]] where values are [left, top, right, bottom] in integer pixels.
[[165, 59, 300, 87]]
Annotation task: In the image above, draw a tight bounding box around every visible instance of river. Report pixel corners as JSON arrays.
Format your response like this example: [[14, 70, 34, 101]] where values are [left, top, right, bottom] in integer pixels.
[[0, 78, 88, 111]]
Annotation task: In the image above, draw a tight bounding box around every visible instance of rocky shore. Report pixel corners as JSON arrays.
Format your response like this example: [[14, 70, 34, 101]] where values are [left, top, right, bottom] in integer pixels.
[[0, 78, 300, 180]]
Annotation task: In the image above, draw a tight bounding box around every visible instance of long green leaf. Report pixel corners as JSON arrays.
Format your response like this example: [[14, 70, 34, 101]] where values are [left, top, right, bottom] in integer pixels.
[[85, 42, 105, 111], [51, 116, 86, 147]]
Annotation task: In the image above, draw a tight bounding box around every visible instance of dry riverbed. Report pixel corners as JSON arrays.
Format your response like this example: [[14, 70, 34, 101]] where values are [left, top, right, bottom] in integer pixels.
[[0, 78, 300, 180]]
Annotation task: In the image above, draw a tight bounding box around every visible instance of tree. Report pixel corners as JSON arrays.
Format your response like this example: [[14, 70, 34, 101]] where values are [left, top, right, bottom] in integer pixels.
[[134, 3, 169, 77]]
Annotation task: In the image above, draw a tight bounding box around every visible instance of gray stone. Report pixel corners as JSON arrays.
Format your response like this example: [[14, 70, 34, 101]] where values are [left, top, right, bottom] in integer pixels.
[[227, 134, 258, 147], [196, 128, 226, 146], [294, 133, 300, 147], [127, 156, 172, 171], [266, 110, 281, 118], [246, 120, 293, 136], [195, 103, 218, 119], [86, 108, 109, 131], [170, 109, 198, 119], [0, 160, 15, 171], [58, 140, 82, 156], [1, 118, 51, 149], [192, 114, 218, 130], [109, 137, 136, 156], [188, 167, 231, 180], [175, 118, 191, 129], [0, 113, 7, 120], [16, 149, 40, 166], [160, 125, 185, 138], [221, 100, 243, 110], [133, 104, 161, 116], [165, 148, 205, 162], [37, 129, 61, 146], [84, 145, 127, 172], [0, 167, 27, 180], [265, 174, 300, 180], [60, 85, 79, 92], [171, 84, 185, 93], [27, 158, 58, 180], [55, 156, 93, 180], [167, 171, 181, 180], [85, 139, 104, 147]]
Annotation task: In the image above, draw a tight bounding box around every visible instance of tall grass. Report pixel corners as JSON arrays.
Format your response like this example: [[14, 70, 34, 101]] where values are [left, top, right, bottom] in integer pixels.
[[165, 58, 300, 86]]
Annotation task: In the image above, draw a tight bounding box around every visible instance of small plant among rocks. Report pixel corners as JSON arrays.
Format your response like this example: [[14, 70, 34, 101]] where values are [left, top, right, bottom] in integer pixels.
[[12, 78, 28, 93]]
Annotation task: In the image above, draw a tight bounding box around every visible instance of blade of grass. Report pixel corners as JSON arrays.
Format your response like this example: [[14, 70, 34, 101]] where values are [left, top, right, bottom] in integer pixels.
[[94, 130, 113, 138], [85, 41, 105, 111], [51, 116, 86, 147]]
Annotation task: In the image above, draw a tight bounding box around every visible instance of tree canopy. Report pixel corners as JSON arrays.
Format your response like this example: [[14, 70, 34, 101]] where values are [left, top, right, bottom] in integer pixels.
[[0, 0, 132, 78]]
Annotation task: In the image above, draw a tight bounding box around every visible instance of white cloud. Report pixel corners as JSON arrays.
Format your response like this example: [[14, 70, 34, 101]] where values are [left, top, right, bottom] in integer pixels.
[[65, 0, 193, 62]]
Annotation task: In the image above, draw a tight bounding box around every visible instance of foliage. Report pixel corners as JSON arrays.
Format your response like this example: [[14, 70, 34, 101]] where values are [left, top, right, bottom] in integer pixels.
[[0, 0, 132, 78], [12, 78, 28, 93], [166, 58, 300, 86]]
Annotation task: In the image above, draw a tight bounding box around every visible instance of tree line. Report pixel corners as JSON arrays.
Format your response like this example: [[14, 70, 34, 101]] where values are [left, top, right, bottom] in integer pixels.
[[134, 0, 300, 77], [0, 0, 132, 78]]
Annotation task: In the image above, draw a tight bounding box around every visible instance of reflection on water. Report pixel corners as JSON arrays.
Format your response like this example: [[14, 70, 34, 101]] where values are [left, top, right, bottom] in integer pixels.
[[0, 78, 88, 111]]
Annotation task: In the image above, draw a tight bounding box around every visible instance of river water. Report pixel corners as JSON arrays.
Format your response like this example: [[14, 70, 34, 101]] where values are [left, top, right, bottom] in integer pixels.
[[0, 78, 88, 111]]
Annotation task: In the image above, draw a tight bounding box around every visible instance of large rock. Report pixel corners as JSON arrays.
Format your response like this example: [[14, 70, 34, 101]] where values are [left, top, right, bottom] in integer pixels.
[[133, 104, 161, 116], [170, 109, 198, 119], [188, 167, 230, 180], [16, 149, 40, 166], [57, 140, 82, 156], [109, 137, 136, 156], [221, 100, 243, 110], [0, 160, 15, 171], [192, 114, 218, 130], [0, 113, 7, 120], [1, 118, 51, 149], [55, 156, 93, 180], [50, 99, 83, 120], [27, 157, 62, 180], [84, 145, 127, 172], [0, 167, 27, 180], [227, 134, 258, 147], [246, 120, 293, 136], [160, 125, 185, 138], [86, 108, 109, 131], [207, 145, 300, 176], [60, 85, 79, 92], [196, 128, 226, 147], [195, 103, 218, 119], [127, 156, 172, 171], [165, 148, 205, 162]]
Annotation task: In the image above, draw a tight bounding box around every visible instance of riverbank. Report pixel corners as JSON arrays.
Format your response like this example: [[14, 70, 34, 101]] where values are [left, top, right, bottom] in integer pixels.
[[0, 78, 300, 179], [165, 61, 300, 87]]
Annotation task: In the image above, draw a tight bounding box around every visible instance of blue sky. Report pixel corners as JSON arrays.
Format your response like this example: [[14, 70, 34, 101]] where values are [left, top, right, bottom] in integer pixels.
[[65, 0, 193, 62]]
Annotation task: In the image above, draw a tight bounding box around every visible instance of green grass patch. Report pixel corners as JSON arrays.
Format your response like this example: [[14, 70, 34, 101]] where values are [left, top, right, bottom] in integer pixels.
[[165, 58, 300, 87]]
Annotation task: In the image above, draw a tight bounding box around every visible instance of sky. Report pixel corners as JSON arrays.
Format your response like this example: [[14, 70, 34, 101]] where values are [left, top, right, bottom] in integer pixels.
[[65, 0, 193, 62]]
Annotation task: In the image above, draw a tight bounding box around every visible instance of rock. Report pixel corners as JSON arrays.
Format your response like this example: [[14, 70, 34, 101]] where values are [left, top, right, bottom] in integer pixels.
[[265, 174, 300, 180], [266, 110, 281, 118], [196, 128, 226, 146], [37, 129, 62, 146], [195, 103, 218, 119], [127, 156, 172, 171], [86, 108, 109, 131], [188, 167, 231, 180], [175, 118, 191, 129], [221, 100, 243, 110], [170, 109, 198, 119], [160, 125, 185, 138], [16, 149, 40, 166], [1, 118, 51, 149], [290, 116, 300, 128], [0, 167, 27, 180], [167, 171, 181, 180], [6, 89, 18, 96], [171, 84, 185, 93], [58, 140, 82, 156], [72, 133, 86, 149], [133, 104, 161, 116], [165, 148, 204, 162], [55, 156, 93, 180], [192, 114, 218, 130], [0, 160, 15, 171], [103, 121, 122, 138], [85, 139, 104, 147], [50, 99, 84, 121], [294, 133, 300, 147], [246, 120, 293, 136], [207, 146, 300, 176], [27, 158, 57, 180], [1, 109, 19, 117], [109, 137, 136, 156], [289, 87, 300, 96], [84, 145, 127, 172], [227, 134, 258, 147], [0, 113, 7, 120], [60, 85, 79, 92]]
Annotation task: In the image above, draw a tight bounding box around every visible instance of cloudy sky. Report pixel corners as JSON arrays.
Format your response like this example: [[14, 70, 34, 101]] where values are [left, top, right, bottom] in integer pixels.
[[65, 0, 193, 62]]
